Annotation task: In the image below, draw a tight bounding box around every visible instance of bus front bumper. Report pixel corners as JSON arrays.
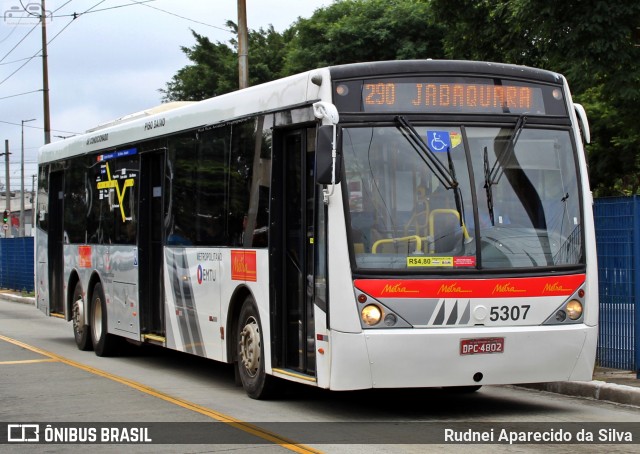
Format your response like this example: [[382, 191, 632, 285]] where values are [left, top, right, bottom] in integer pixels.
[[327, 324, 597, 391]]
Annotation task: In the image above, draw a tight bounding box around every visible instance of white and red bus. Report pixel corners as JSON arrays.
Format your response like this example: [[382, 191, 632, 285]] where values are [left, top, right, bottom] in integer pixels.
[[36, 60, 596, 398]]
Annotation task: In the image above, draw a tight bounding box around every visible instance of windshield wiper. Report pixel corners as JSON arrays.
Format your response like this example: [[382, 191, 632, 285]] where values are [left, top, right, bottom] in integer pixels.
[[483, 146, 495, 225], [487, 115, 527, 185], [396, 116, 468, 241], [395, 115, 458, 189]]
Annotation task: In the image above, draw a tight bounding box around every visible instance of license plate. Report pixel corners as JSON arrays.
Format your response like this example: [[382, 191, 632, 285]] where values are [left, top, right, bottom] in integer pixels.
[[460, 337, 504, 355]]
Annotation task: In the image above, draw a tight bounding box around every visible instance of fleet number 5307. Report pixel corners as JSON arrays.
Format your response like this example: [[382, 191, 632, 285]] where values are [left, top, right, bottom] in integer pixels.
[[490, 305, 531, 322]]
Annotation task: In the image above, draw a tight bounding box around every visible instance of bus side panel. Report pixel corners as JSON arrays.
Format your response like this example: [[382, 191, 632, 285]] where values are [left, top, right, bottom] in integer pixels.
[[35, 229, 49, 314], [163, 246, 222, 360], [109, 245, 140, 339], [326, 185, 361, 333], [328, 330, 373, 390], [313, 306, 331, 388]]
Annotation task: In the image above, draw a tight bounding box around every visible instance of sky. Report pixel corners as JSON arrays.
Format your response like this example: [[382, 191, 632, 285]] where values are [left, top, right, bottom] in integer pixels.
[[0, 0, 334, 194]]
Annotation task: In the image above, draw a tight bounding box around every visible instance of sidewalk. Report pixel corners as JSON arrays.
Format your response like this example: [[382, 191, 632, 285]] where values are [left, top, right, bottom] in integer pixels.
[[520, 367, 640, 407], [1, 290, 638, 407]]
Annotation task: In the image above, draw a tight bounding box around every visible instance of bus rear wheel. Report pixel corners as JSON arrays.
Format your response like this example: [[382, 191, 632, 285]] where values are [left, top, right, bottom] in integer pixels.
[[236, 296, 277, 399], [90, 283, 119, 357], [72, 281, 92, 351]]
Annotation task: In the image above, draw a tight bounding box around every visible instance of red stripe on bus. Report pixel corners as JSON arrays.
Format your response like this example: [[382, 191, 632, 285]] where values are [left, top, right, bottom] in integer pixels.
[[354, 274, 585, 299]]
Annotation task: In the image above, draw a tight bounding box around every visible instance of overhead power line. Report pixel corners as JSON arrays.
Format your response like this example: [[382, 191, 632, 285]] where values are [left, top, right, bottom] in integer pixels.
[[0, 119, 79, 135], [125, 0, 232, 32]]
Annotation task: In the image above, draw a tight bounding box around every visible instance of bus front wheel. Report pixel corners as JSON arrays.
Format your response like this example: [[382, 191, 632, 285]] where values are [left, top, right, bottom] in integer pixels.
[[236, 296, 276, 399]]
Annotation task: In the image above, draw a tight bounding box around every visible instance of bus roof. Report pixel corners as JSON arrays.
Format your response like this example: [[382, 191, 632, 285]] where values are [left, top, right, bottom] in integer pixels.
[[39, 60, 564, 165], [39, 67, 331, 164], [327, 60, 563, 84]]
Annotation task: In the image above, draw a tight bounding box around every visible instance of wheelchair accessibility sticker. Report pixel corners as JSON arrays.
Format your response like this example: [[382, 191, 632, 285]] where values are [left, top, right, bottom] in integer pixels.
[[426, 131, 462, 152]]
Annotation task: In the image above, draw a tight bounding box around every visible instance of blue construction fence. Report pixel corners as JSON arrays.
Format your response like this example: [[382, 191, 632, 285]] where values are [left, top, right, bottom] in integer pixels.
[[0, 237, 34, 293], [594, 196, 640, 375]]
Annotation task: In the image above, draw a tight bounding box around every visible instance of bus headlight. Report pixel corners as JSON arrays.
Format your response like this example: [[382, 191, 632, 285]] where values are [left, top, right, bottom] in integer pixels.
[[566, 300, 583, 320], [361, 304, 383, 326]]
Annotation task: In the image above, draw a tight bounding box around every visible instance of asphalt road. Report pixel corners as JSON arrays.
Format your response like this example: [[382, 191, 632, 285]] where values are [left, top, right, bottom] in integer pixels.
[[1, 298, 639, 453]]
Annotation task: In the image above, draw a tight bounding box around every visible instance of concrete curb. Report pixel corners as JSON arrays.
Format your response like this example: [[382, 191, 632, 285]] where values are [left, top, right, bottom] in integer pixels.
[[518, 381, 640, 407], [0, 292, 35, 305]]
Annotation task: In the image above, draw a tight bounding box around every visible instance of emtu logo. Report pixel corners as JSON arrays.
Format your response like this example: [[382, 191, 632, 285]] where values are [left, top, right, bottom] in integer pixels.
[[3, 2, 53, 26]]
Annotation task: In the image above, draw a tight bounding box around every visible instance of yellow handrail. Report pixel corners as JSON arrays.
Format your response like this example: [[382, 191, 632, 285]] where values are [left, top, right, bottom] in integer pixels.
[[372, 235, 422, 254]]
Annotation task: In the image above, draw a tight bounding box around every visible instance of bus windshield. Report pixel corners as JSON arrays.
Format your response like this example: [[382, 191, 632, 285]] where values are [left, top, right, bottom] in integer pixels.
[[343, 124, 583, 271]]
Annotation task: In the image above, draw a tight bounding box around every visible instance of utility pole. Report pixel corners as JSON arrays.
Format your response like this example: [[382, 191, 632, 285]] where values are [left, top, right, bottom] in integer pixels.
[[21, 119, 36, 237], [41, 0, 51, 144], [237, 0, 248, 89], [3, 140, 10, 238]]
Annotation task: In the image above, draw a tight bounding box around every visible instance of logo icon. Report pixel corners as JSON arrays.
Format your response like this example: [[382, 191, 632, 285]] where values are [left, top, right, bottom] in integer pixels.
[[7, 424, 40, 442], [3, 2, 53, 26]]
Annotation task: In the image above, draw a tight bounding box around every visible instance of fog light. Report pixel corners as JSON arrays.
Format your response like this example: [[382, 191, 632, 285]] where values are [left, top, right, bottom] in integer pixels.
[[555, 310, 566, 322], [384, 313, 397, 326], [361, 304, 383, 326], [566, 300, 583, 320]]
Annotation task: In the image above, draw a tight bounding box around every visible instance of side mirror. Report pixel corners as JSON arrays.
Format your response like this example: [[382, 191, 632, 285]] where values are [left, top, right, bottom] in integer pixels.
[[574, 103, 590, 144], [316, 125, 342, 185]]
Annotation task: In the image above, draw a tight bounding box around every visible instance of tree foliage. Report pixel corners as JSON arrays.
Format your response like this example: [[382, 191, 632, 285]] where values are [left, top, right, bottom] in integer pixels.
[[161, 0, 640, 195], [282, 0, 445, 74], [161, 22, 290, 101]]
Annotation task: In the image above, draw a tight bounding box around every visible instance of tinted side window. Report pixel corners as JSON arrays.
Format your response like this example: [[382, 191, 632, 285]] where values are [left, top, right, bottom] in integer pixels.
[[169, 129, 229, 246], [64, 159, 88, 243], [110, 154, 139, 245], [91, 149, 139, 244]]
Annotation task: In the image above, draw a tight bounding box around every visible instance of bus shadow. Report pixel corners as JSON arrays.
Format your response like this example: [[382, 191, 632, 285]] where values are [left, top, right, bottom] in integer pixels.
[[46, 335, 566, 420]]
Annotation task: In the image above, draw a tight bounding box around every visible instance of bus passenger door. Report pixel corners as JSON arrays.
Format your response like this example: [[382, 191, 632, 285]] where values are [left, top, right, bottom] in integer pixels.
[[48, 170, 65, 316], [138, 150, 166, 339], [271, 128, 317, 377]]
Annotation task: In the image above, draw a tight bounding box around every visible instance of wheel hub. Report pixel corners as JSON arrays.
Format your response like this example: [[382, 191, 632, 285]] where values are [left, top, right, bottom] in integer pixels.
[[72, 298, 84, 336], [239, 317, 260, 376]]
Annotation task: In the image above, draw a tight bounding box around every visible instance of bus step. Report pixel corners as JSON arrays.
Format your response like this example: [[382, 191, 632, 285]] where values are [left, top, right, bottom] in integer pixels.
[[142, 334, 166, 346], [272, 368, 317, 383], [50, 312, 65, 319]]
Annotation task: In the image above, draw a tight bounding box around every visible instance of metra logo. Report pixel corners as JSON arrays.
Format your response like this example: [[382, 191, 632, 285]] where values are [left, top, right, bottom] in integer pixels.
[[543, 282, 571, 293], [380, 283, 419, 295], [492, 282, 526, 295], [231, 250, 257, 282], [437, 283, 472, 295]]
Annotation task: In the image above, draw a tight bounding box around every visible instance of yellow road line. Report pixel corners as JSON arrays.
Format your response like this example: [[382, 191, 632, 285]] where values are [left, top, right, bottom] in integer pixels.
[[0, 334, 322, 454], [0, 358, 58, 365]]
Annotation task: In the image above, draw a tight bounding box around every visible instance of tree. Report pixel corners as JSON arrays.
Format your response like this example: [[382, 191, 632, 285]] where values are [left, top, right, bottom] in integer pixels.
[[161, 0, 447, 102], [283, 0, 446, 74], [161, 22, 291, 101], [161, 29, 236, 101]]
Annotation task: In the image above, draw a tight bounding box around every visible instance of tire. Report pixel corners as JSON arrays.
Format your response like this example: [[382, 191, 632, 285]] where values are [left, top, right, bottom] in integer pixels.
[[236, 296, 277, 399], [71, 281, 92, 351], [90, 282, 119, 357]]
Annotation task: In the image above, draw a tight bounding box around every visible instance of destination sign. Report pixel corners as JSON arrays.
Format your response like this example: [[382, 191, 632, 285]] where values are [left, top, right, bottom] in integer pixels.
[[334, 77, 565, 115]]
